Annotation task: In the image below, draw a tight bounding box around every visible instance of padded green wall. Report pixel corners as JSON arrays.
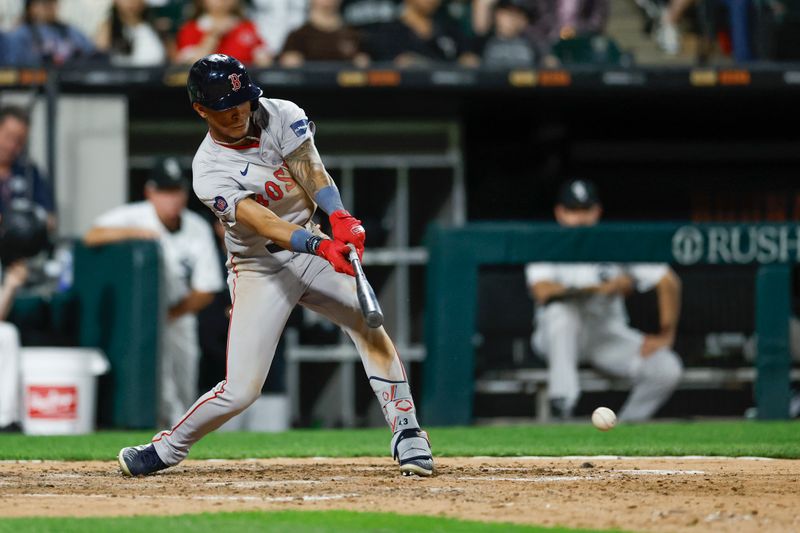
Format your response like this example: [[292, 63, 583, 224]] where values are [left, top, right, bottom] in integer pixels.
[[73, 242, 162, 429]]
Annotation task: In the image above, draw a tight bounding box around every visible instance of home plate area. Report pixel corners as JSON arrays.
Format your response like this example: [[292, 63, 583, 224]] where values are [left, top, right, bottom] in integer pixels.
[[1, 457, 798, 532]]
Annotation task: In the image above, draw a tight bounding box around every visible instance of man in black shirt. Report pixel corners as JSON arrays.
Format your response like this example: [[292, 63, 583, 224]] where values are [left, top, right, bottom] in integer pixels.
[[366, 0, 479, 66]]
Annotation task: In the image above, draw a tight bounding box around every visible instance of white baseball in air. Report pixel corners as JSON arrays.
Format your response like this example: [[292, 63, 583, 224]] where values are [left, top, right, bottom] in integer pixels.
[[591, 407, 617, 431]]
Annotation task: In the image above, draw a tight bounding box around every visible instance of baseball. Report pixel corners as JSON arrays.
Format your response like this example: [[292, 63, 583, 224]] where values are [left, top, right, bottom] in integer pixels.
[[592, 407, 617, 431]]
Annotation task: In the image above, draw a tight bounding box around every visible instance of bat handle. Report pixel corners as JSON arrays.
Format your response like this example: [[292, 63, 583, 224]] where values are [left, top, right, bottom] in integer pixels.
[[347, 245, 384, 328], [347, 246, 360, 264]]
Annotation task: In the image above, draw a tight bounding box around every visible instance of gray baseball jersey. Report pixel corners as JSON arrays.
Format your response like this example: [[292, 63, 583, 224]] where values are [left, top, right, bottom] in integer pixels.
[[151, 98, 421, 465], [192, 98, 315, 263]]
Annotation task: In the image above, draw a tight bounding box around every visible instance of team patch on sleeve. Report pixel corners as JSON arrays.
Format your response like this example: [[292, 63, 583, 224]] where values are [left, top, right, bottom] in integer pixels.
[[290, 118, 311, 138], [213, 196, 228, 212]]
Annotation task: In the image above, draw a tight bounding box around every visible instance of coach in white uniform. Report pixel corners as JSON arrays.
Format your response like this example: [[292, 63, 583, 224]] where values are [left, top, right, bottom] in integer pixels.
[[84, 158, 224, 425], [526, 179, 683, 421]]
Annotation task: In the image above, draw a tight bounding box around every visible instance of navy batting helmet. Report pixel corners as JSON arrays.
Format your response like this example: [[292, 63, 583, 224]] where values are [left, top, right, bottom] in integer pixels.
[[187, 54, 263, 111]]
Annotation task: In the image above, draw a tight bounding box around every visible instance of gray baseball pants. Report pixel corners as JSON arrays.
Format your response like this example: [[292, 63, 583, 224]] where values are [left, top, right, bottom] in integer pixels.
[[152, 250, 418, 465]]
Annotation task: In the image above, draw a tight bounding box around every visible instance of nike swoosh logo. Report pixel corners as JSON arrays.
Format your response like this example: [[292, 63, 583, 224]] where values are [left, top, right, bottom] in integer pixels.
[[240, 162, 250, 176]]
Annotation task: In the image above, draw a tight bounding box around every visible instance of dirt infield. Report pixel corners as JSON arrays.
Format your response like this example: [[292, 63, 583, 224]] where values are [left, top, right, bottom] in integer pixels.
[[1, 457, 799, 531]]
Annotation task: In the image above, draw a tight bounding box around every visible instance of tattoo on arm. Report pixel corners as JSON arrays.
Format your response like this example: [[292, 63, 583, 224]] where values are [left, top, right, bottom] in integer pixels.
[[284, 139, 334, 196]]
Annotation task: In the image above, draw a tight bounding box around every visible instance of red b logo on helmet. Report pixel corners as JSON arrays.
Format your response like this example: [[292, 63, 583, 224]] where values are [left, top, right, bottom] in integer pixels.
[[228, 73, 242, 91]]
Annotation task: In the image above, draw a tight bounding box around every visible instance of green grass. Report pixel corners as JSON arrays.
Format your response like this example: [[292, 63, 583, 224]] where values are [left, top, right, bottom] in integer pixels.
[[0, 421, 798, 461], [0, 511, 615, 533]]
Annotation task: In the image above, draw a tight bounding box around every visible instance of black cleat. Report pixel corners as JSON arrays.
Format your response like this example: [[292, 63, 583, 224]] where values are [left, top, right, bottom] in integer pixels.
[[118, 444, 169, 477]]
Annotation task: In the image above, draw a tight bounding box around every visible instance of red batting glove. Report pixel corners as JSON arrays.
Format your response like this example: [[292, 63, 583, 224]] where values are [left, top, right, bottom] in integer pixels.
[[317, 239, 355, 277], [329, 210, 365, 261]]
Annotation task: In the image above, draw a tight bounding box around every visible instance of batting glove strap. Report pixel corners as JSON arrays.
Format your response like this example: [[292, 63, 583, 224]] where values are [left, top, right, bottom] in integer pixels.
[[289, 229, 325, 255], [305, 235, 323, 255]]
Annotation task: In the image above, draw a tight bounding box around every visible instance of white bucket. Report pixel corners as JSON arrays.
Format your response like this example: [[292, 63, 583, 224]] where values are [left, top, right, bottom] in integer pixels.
[[245, 394, 290, 432], [20, 347, 110, 435]]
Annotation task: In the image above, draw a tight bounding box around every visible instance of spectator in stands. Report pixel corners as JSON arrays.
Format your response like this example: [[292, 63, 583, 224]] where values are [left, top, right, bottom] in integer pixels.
[[366, 0, 480, 66], [526, 0, 609, 53], [0, 106, 55, 232], [280, 0, 369, 66], [657, 0, 753, 61], [480, 0, 536, 66], [95, 0, 166, 66], [0, 0, 24, 31], [251, 0, 308, 57], [525, 178, 683, 421], [3, 0, 98, 66], [58, 0, 113, 44], [176, 0, 271, 66], [83, 157, 224, 427], [472, 0, 503, 35], [0, 261, 27, 432]]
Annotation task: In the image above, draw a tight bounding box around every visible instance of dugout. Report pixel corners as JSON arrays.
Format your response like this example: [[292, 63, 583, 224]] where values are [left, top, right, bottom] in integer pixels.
[[422, 222, 796, 425]]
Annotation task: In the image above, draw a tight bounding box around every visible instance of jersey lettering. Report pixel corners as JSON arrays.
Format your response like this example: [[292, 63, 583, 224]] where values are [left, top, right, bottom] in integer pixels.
[[274, 164, 296, 192], [253, 167, 297, 208], [265, 181, 283, 201], [255, 194, 270, 208]]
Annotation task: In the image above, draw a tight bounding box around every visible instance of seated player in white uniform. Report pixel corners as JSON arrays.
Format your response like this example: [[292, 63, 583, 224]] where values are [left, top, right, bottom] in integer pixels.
[[0, 261, 27, 432], [525, 179, 683, 421], [84, 158, 224, 426]]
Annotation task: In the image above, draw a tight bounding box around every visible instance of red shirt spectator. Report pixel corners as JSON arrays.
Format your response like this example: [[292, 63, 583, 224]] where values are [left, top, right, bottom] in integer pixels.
[[177, 18, 265, 64], [175, 0, 271, 66]]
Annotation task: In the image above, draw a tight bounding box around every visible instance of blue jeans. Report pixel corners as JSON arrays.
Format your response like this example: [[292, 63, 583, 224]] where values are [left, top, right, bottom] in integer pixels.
[[721, 0, 754, 61]]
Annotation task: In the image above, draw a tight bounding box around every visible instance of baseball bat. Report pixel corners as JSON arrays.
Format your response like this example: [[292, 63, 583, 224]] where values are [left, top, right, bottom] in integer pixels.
[[347, 245, 384, 328]]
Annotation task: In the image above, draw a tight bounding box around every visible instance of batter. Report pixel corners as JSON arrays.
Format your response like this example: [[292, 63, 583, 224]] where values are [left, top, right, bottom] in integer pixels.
[[118, 54, 433, 477]]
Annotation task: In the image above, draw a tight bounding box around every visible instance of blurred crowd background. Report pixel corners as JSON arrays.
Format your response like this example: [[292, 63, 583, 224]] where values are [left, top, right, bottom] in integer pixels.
[[2, 0, 800, 69]]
